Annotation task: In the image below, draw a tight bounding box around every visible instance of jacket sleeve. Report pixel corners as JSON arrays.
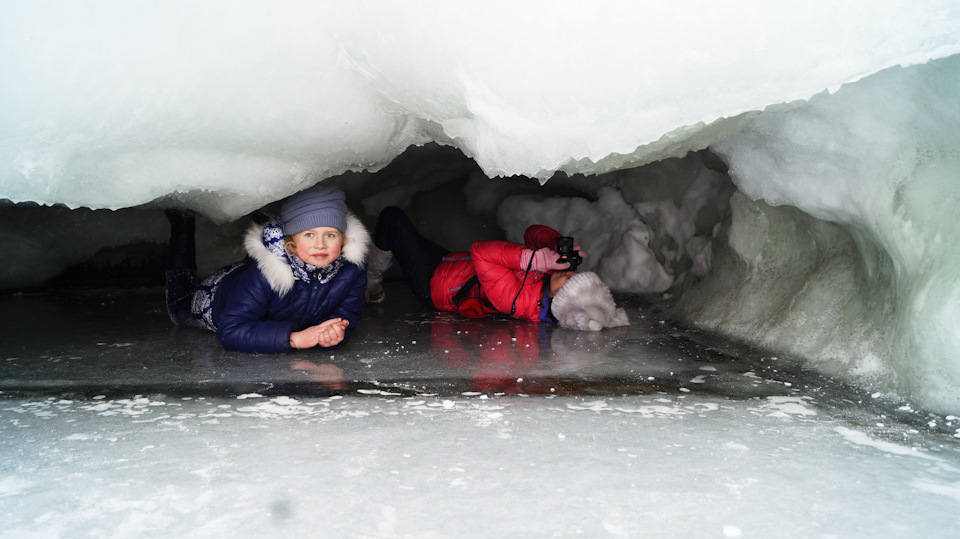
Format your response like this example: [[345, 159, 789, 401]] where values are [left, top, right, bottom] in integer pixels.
[[523, 225, 563, 250], [326, 264, 367, 345], [469, 240, 532, 316], [216, 272, 296, 353]]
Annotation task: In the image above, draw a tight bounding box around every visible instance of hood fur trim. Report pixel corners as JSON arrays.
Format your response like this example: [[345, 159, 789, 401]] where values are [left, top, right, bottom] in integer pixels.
[[551, 272, 630, 331], [243, 211, 370, 296]]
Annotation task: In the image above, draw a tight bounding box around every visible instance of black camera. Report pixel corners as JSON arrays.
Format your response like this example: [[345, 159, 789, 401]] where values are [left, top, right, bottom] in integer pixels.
[[556, 236, 582, 271]]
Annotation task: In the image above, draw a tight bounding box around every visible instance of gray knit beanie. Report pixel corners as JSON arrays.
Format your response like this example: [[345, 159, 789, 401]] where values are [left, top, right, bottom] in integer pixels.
[[281, 184, 348, 236]]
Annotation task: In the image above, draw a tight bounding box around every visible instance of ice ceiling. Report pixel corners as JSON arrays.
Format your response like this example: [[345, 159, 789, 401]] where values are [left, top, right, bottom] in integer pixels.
[[2, 1, 960, 413]]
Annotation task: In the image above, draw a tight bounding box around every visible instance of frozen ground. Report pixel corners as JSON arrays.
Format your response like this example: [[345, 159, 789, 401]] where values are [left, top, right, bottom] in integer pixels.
[[2, 283, 960, 538]]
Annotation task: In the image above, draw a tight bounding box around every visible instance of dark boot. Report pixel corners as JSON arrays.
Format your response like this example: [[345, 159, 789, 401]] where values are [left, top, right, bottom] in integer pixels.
[[165, 268, 198, 326], [165, 208, 196, 271], [165, 209, 199, 326], [250, 210, 272, 225], [364, 247, 393, 303]]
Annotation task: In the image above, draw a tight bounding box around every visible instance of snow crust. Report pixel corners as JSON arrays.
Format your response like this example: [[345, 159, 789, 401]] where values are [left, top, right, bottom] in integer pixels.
[[2, 1, 960, 413]]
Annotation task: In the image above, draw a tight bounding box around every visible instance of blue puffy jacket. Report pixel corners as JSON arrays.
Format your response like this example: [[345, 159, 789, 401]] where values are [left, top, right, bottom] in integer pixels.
[[194, 213, 370, 353]]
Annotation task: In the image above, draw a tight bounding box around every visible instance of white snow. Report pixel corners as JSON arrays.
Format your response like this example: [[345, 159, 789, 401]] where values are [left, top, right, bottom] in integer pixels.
[[834, 426, 941, 461], [2, 392, 960, 537]]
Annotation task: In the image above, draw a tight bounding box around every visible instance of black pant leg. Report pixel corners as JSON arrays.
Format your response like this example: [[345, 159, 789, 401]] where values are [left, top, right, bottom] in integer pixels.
[[166, 209, 196, 271], [374, 206, 449, 309]]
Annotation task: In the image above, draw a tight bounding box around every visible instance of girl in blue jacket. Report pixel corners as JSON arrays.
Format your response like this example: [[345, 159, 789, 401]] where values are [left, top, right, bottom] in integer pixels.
[[165, 184, 370, 353]]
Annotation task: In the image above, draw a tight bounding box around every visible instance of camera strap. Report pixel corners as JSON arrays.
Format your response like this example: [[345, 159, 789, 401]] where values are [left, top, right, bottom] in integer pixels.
[[454, 247, 537, 317], [509, 248, 537, 316], [452, 275, 479, 306]]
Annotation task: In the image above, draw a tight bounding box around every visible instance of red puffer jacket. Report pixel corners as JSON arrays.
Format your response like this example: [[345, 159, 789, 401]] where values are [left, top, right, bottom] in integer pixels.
[[429, 225, 563, 321]]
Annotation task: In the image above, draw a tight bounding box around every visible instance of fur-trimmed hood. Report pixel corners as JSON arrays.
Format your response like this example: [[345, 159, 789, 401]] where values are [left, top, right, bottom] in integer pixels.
[[243, 212, 371, 296], [550, 271, 630, 331]]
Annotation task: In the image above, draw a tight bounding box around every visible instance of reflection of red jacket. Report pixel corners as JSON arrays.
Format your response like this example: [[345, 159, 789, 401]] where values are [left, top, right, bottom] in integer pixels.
[[430, 225, 563, 321], [429, 315, 549, 394]]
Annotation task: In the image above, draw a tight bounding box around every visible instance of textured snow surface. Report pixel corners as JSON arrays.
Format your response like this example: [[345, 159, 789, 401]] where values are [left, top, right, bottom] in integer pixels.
[[3, 392, 960, 537], [2, 287, 960, 537]]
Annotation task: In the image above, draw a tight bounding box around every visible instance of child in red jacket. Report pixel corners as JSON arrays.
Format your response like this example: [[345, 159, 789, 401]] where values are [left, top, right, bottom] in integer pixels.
[[368, 206, 629, 331]]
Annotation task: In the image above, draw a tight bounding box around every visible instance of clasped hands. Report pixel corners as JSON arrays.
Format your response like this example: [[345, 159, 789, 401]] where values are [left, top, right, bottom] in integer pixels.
[[290, 318, 349, 349]]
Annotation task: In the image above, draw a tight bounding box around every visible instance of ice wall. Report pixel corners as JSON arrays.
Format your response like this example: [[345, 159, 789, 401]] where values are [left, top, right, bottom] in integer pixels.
[[678, 55, 960, 413], [2, 1, 958, 219]]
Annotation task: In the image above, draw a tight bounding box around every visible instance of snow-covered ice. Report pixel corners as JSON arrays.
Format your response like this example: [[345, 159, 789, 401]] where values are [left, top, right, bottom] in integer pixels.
[[2, 285, 960, 537]]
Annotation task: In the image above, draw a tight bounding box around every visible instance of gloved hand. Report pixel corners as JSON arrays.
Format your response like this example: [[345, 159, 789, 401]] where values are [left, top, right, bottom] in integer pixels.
[[520, 248, 571, 272]]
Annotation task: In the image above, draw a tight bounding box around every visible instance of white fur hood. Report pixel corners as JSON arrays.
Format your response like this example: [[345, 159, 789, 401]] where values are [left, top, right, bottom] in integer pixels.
[[551, 271, 630, 331], [242, 212, 370, 295]]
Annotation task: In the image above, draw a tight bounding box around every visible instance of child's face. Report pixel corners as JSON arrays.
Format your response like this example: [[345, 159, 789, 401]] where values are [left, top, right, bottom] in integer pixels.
[[549, 270, 576, 298], [292, 227, 343, 268]]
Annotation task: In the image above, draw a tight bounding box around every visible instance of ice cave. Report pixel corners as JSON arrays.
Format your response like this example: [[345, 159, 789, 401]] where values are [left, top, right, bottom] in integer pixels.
[[2, 1, 960, 536]]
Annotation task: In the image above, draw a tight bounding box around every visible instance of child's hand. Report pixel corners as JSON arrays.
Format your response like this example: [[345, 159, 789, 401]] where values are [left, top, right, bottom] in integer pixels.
[[522, 248, 572, 272], [573, 242, 587, 259], [290, 318, 350, 349], [316, 318, 349, 348]]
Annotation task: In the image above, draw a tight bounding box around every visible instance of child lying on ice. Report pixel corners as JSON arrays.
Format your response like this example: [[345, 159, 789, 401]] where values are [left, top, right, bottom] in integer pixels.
[[366, 206, 628, 331], [165, 184, 369, 353]]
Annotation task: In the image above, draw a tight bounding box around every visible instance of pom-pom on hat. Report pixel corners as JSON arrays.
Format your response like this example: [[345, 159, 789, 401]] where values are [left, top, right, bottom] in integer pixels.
[[550, 272, 630, 331], [281, 184, 348, 236]]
